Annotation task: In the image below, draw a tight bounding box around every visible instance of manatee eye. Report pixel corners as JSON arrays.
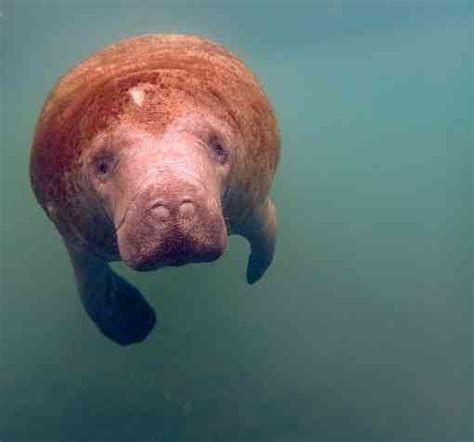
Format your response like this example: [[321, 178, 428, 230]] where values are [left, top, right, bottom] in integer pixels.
[[208, 135, 229, 164], [97, 160, 109, 175], [92, 151, 115, 178]]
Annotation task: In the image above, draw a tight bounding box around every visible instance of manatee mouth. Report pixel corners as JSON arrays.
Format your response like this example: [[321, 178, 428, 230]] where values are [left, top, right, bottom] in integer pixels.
[[129, 229, 226, 271]]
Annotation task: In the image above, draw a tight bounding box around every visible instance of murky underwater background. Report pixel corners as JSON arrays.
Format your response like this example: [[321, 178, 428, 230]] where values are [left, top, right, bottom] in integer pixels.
[[1, 1, 472, 441]]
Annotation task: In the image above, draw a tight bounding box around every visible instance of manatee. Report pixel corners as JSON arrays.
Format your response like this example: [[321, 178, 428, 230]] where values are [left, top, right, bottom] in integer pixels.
[[30, 34, 280, 345]]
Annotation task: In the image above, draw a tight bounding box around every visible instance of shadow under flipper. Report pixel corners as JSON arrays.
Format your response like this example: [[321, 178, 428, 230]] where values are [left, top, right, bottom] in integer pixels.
[[66, 242, 157, 346]]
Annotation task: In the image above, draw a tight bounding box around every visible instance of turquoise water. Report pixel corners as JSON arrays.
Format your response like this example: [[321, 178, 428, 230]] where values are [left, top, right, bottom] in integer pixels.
[[1, 1, 472, 441]]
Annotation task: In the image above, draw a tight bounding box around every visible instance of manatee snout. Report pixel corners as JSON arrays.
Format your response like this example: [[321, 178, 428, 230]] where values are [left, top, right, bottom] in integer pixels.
[[116, 174, 228, 271]]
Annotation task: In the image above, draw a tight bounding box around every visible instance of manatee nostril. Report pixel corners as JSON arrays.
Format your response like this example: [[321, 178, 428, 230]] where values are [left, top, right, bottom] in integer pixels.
[[149, 199, 165, 210], [179, 200, 195, 216], [154, 205, 170, 219], [149, 200, 170, 219]]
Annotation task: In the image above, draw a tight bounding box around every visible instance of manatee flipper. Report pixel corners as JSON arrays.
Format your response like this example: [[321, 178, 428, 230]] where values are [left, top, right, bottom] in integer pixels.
[[66, 243, 156, 345], [241, 198, 277, 284]]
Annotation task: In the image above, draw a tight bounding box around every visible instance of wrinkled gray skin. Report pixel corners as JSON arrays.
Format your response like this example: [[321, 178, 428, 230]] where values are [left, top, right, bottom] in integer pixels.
[[65, 112, 277, 346]]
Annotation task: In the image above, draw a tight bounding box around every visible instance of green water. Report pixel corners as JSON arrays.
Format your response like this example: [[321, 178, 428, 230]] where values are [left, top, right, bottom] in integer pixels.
[[1, 1, 472, 441]]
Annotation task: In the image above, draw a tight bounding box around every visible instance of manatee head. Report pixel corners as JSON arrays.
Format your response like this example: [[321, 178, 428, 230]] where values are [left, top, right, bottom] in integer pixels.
[[82, 110, 235, 271]]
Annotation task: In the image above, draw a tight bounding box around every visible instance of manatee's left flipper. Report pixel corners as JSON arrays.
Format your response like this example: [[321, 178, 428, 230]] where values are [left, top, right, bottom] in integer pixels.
[[66, 243, 156, 345], [240, 198, 277, 284]]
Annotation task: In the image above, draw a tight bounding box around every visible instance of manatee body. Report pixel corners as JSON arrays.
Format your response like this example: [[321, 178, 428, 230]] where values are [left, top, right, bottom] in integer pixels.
[[30, 34, 280, 345]]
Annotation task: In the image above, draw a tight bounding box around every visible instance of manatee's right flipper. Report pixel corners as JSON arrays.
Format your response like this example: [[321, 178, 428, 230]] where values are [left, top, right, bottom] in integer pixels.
[[239, 198, 277, 284], [66, 243, 156, 346]]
